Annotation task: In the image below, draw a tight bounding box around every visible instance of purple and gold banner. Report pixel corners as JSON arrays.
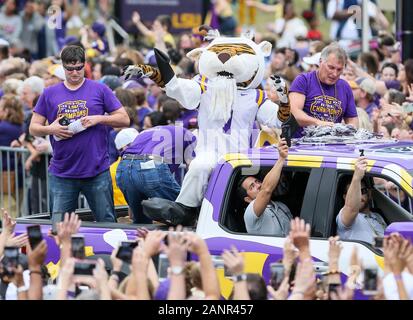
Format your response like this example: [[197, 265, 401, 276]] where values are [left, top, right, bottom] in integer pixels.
[[119, 0, 203, 34]]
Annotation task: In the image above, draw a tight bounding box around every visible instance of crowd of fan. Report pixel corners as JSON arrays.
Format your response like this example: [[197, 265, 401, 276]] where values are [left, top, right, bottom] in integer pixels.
[[1, 209, 412, 300]]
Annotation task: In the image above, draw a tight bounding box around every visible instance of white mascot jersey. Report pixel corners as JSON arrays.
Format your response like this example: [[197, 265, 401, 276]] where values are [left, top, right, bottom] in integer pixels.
[[164, 32, 283, 157]]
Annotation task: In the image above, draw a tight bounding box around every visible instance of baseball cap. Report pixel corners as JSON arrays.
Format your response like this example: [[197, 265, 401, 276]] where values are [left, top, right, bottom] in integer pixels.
[[0, 38, 10, 47], [347, 80, 359, 90], [91, 22, 106, 38], [303, 52, 321, 66], [356, 77, 376, 95], [115, 128, 139, 150], [100, 75, 122, 91], [391, 42, 401, 53], [48, 64, 66, 81]]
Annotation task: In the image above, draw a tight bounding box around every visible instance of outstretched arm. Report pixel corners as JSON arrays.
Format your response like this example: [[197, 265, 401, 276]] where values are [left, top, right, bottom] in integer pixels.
[[253, 139, 288, 216], [124, 48, 201, 110], [340, 157, 367, 227]]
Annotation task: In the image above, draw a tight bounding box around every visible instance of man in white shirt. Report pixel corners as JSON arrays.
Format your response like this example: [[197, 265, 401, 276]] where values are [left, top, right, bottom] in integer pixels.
[[336, 156, 387, 244]]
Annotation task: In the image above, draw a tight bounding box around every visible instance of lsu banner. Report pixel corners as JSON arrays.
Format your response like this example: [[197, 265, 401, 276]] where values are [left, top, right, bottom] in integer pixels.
[[118, 0, 204, 34]]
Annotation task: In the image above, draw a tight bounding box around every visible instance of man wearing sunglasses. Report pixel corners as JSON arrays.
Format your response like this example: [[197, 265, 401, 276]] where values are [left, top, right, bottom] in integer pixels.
[[29, 45, 129, 222], [336, 156, 387, 245]]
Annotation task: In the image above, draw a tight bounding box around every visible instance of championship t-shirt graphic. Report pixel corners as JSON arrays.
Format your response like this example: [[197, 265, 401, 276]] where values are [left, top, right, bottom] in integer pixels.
[[310, 95, 343, 122], [57, 100, 88, 120]]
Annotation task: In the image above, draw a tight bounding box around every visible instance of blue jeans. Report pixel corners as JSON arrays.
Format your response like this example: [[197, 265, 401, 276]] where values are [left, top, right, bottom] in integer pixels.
[[116, 159, 181, 224], [49, 170, 115, 222]]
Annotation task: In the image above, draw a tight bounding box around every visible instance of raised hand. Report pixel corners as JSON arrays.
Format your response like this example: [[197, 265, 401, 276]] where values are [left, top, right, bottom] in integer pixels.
[[221, 246, 244, 276], [267, 276, 290, 300], [354, 156, 367, 181], [6, 233, 28, 248], [289, 217, 311, 256], [123, 65, 144, 81], [282, 236, 298, 276], [142, 229, 165, 257], [56, 212, 81, 245], [132, 11, 141, 25], [1, 208, 16, 235], [123, 64, 165, 87], [271, 75, 288, 103], [328, 236, 342, 267], [277, 138, 289, 159]]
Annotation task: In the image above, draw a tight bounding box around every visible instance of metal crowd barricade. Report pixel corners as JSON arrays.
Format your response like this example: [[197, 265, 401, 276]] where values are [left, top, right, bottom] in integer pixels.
[[1, 146, 90, 217], [1, 146, 30, 217]]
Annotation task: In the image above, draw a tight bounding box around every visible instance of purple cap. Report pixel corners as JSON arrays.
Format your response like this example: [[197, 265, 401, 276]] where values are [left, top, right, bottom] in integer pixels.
[[91, 22, 106, 38]]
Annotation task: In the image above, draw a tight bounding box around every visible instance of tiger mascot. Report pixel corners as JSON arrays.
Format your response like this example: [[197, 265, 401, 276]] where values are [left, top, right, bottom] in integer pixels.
[[123, 29, 297, 226]]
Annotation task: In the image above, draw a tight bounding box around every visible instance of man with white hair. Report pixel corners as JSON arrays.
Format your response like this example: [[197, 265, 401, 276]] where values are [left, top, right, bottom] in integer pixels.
[[289, 42, 359, 137], [17, 76, 47, 214], [20, 76, 45, 125]]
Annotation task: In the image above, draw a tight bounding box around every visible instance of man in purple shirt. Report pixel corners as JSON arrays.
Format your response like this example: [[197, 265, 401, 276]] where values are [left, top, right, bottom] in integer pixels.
[[29, 45, 129, 222], [115, 125, 196, 224], [289, 42, 359, 137]]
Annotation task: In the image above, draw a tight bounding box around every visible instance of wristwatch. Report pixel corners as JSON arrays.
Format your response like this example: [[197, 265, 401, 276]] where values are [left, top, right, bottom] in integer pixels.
[[17, 286, 27, 293], [170, 265, 184, 275], [233, 274, 247, 282]]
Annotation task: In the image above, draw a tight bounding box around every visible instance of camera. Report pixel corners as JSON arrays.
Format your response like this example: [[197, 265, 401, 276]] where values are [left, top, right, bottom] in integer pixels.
[[1, 247, 20, 276], [328, 283, 341, 299], [51, 212, 65, 235], [363, 268, 378, 295], [59, 116, 70, 126], [281, 124, 291, 147], [71, 235, 85, 259], [313, 261, 329, 274], [27, 225, 43, 250], [116, 240, 138, 264], [157, 253, 170, 280], [269, 262, 285, 290], [374, 237, 384, 249], [74, 261, 96, 276], [212, 256, 232, 277]]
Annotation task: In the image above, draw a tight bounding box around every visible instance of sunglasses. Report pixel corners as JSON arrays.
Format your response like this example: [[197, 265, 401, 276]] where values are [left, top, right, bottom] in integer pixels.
[[63, 64, 84, 72], [344, 186, 369, 196]]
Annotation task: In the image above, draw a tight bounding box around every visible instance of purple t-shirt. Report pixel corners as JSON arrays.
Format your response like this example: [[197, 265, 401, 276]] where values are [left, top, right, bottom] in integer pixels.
[[123, 125, 196, 174], [177, 109, 198, 129], [290, 71, 358, 137], [0, 121, 23, 170], [137, 106, 153, 129], [34, 79, 122, 178]]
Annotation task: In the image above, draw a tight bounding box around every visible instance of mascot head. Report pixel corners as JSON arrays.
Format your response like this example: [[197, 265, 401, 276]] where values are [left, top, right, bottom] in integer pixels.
[[186, 30, 272, 123], [186, 30, 272, 90]]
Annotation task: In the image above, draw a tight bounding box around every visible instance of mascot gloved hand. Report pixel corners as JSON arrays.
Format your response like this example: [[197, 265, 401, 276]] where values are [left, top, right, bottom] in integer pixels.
[[270, 74, 299, 147], [123, 48, 175, 88]]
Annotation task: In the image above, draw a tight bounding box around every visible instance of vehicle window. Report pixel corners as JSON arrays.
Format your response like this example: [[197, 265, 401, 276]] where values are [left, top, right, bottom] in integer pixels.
[[221, 166, 311, 234], [331, 173, 413, 237], [373, 177, 413, 215]]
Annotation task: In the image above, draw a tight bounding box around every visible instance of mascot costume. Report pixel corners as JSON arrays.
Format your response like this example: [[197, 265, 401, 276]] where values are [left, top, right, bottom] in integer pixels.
[[124, 28, 297, 226]]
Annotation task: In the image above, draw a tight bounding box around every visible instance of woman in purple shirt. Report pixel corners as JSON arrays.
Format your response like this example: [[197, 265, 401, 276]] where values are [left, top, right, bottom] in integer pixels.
[[289, 43, 359, 137], [0, 94, 24, 170], [0, 94, 24, 212]]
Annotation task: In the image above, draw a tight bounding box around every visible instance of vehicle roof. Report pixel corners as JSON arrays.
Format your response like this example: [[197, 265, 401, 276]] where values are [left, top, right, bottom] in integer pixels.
[[245, 140, 413, 171]]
